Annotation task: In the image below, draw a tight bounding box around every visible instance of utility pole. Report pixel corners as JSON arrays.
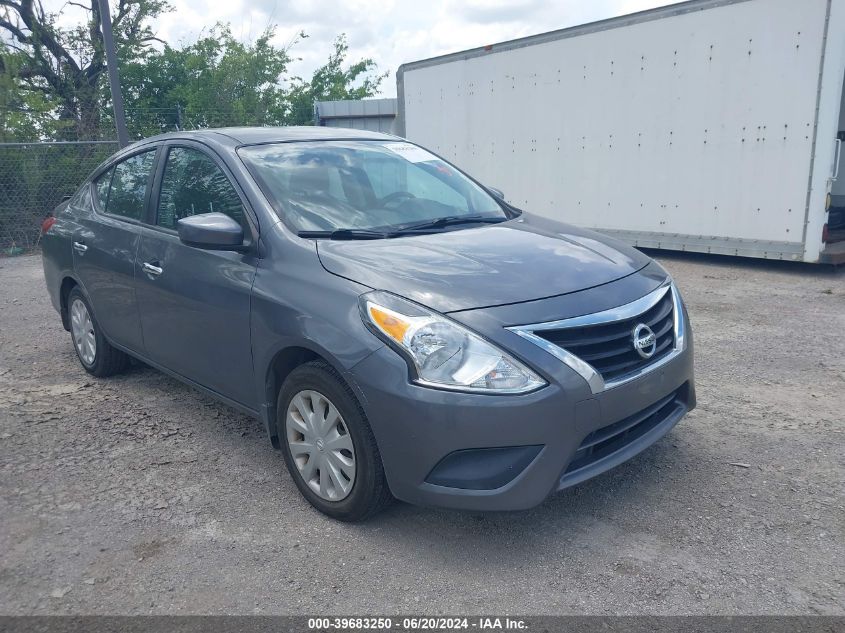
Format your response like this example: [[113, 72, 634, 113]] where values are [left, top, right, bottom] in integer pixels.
[[97, 0, 129, 147]]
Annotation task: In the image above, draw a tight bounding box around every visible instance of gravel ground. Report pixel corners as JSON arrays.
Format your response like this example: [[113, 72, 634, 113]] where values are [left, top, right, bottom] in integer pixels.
[[0, 253, 843, 615]]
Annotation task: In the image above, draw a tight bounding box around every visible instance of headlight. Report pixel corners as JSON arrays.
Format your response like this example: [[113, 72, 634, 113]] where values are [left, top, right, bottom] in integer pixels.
[[360, 291, 546, 394]]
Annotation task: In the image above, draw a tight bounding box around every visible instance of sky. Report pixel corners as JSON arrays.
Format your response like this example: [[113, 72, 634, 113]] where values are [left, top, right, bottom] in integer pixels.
[[54, 0, 686, 97]]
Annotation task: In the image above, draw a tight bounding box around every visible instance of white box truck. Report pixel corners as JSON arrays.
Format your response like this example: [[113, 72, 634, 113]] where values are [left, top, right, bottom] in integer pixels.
[[397, 0, 845, 263]]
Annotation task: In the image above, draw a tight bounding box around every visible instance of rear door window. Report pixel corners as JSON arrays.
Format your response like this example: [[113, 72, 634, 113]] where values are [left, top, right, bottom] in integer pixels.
[[103, 150, 156, 220], [156, 147, 246, 230]]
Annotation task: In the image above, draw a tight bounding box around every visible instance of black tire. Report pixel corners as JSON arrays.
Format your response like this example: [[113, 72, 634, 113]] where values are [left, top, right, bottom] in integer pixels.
[[277, 360, 393, 521], [67, 287, 129, 377]]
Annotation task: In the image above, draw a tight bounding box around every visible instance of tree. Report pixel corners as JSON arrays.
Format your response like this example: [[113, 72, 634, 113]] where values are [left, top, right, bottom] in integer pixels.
[[286, 34, 387, 125], [118, 30, 385, 133], [1, 0, 385, 139], [0, 7, 386, 253], [0, 0, 169, 139], [118, 24, 296, 137], [0, 50, 58, 140]]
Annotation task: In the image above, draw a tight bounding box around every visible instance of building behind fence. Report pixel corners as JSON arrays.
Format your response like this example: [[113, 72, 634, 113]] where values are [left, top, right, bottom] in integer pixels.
[[314, 98, 398, 134]]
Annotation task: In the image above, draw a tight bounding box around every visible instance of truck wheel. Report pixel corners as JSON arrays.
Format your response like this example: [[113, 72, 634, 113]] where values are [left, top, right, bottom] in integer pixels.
[[277, 360, 393, 521], [67, 287, 129, 377]]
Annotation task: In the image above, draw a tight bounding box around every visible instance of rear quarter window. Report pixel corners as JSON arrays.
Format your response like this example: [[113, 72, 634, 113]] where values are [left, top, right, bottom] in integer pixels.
[[65, 183, 93, 216], [94, 168, 113, 211]]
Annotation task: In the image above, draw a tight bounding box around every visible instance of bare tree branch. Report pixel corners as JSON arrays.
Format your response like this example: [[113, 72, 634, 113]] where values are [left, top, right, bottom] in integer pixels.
[[14, 0, 81, 73], [2, 0, 169, 138], [0, 16, 30, 43], [2, 40, 28, 53], [113, 0, 132, 28], [83, 0, 104, 81]]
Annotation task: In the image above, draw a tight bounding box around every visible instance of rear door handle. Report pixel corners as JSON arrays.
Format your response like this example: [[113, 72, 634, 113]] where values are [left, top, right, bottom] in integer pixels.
[[142, 262, 163, 277], [72, 241, 88, 254]]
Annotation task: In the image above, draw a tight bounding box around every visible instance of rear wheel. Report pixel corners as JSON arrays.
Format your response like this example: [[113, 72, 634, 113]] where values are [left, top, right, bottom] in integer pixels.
[[277, 360, 392, 521], [67, 287, 129, 377]]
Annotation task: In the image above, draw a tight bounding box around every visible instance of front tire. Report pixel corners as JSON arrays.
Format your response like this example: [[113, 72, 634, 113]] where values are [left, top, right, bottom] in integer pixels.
[[277, 360, 392, 521], [67, 287, 129, 377]]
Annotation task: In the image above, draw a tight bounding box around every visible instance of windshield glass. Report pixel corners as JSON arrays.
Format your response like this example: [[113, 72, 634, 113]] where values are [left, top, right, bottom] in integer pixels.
[[238, 140, 508, 234]]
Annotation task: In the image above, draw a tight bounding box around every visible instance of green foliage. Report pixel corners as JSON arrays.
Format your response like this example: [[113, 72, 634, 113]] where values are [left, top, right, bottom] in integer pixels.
[[0, 50, 64, 141], [1, 1, 386, 139], [119, 24, 296, 137], [119, 30, 385, 134], [0, 142, 118, 251], [0, 4, 386, 252], [285, 35, 387, 125], [0, 0, 170, 139]]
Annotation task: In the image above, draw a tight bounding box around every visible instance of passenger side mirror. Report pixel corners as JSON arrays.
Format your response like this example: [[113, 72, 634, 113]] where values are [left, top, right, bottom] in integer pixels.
[[487, 187, 505, 201], [177, 212, 245, 251]]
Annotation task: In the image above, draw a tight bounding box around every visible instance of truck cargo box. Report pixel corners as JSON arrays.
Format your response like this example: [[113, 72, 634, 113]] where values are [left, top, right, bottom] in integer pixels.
[[398, 0, 845, 263]]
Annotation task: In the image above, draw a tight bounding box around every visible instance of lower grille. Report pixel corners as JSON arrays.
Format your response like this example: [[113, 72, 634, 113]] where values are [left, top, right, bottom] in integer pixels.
[[564, 387, 684, 476]]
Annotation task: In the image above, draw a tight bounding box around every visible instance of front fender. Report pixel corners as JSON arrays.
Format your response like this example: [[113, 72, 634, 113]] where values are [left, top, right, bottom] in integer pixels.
[[249, 234, 383, 444]]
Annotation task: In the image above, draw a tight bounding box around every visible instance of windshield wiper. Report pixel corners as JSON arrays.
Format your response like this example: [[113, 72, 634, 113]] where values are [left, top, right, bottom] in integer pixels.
[[298, 216, 507, 240], [390, 215, 507, 234], [298, 228, 390, 240]]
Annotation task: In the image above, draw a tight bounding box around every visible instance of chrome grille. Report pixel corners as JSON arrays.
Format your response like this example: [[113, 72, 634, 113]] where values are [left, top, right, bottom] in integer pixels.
[[535, 288, 675, 383], [508, 283, 684, 393]]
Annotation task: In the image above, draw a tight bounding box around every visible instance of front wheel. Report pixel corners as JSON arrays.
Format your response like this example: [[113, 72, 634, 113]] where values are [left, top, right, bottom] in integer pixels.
[[277, 360, 392, 521], [67, 287, 129, 377]]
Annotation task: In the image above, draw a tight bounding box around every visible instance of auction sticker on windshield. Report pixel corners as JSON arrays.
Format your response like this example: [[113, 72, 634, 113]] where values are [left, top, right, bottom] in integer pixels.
[[382, 142, 438, 163]]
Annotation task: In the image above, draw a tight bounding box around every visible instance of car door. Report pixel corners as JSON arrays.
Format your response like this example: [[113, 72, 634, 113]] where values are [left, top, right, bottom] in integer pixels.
[[134, 142, 259, 407], [73, 148, 158, 353]]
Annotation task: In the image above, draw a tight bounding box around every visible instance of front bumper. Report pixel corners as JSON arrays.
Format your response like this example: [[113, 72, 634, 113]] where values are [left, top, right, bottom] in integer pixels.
[[348, 328, 695, 511]]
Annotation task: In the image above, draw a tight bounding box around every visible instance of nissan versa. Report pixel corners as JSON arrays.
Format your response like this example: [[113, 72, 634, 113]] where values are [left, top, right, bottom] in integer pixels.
[[41, 127, 695, 521]]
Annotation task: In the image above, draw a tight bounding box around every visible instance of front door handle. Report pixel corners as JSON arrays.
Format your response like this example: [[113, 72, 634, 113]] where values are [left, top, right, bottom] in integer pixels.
[[142, 262, 163, 277], [72, 241, 88, 254]]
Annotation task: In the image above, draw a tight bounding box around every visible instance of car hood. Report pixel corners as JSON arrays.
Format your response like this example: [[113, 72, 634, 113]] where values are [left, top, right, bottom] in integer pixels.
[[316, 213, 651, 313]]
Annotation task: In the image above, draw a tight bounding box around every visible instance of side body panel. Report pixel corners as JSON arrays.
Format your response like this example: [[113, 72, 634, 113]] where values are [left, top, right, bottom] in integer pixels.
[[399, 0, 842, 262], [250, 223, 384, 434], [135, 227, 259, 407], [133, 140, 261, 408], [41, 199, 78, 318], [71, 192, 144, 350]]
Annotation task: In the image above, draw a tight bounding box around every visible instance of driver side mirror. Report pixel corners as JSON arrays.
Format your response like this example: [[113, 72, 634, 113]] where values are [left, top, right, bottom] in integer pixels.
[[177, 212, 246, 251], [487, 186, 505, 201]]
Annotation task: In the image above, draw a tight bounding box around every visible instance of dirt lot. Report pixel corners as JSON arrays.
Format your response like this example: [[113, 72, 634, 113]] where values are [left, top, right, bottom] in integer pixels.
[[0, 253, 843, 615]]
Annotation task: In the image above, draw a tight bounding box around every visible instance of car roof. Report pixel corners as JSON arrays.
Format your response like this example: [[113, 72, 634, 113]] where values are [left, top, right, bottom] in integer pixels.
[[138, 126, 400, 147], [94, 126, 405, 180]]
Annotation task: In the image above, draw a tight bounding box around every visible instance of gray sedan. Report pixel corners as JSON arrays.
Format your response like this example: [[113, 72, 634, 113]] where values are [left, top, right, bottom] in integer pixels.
[[41, 127, 695, 521]]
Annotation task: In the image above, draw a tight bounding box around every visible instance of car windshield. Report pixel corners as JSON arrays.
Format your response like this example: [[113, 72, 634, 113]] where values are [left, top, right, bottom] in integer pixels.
[[238, 140, 509, 235]]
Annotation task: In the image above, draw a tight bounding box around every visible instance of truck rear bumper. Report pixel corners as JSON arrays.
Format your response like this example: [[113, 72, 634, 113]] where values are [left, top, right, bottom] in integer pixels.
[[819, 241, 845, 265]]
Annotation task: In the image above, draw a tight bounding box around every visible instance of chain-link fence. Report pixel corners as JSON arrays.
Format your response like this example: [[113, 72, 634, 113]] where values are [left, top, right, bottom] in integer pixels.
[[0, 141, 118, 254], [0, 103, 323, 255]]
